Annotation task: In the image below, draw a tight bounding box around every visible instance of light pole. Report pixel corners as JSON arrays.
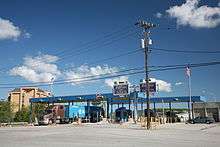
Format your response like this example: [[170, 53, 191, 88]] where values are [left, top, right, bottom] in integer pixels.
[[186, 65, 192, 120], [50, 77, 55, 96], [130, 85, 139, 123]]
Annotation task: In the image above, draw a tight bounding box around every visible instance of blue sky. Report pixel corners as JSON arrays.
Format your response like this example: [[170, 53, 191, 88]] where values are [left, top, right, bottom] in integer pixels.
[[0, 0, 220, 102]]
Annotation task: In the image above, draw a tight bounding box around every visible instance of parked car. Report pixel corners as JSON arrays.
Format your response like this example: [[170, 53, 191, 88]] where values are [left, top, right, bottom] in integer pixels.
[[187, 116, 215, 124]]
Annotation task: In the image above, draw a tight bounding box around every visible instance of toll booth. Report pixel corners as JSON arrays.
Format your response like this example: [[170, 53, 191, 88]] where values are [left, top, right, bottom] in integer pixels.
[[85, 106, 104, 123], [115, 107, 132, 122], [144, 109, 156, 117]]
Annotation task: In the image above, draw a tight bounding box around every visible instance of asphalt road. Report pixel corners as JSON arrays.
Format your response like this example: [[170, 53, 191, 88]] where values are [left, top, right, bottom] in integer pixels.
[[0, 123, 220, 147]]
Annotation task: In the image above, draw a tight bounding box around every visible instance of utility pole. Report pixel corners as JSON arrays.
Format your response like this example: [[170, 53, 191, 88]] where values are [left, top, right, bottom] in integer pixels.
[[136, 20, 156, 130]]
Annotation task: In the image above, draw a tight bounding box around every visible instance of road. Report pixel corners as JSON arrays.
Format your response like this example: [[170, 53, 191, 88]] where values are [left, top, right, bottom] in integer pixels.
[[0, 123, 220, 147]]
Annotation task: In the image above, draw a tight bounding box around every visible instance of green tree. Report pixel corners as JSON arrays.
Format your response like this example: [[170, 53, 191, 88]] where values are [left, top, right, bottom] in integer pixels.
[[14, 107, 29, 122], [0, 101, 13, 123], [32, 103, 47, 120]]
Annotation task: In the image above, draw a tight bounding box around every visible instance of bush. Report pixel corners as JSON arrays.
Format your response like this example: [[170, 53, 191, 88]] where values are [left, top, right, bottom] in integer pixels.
[[0, 101, 13, 123], [14, 107, 29, 122]]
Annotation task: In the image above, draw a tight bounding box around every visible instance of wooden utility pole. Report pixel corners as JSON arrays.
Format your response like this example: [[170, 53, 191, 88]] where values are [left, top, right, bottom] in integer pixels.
[[136, 20, 156, 130]]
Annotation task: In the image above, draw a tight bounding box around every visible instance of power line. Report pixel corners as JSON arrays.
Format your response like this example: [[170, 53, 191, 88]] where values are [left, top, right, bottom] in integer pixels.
[[89, 48, 142, 65], [54, 25, 135, 57], [1, 61, 220, 89], [150, 47, 220, 54], [60, 48, 142, 71], [0, 47, 142, 78], [0, 69, 145, 89], [0, 26, 137, 73], [56, 30, 137, 63], [51, 26, 137, 63], [149, 61, 220, 72], [2, 61, 220, 87], [150, 61, 220, 68], [0, 67, 144, 86]]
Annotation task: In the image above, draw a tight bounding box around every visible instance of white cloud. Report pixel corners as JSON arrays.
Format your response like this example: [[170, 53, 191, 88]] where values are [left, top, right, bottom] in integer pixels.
[[150, 78, 172, 92], [105, 76, 129, 88], [64, 65, 119, 85], [156, 12, 162, 18], [166, 0, 220, 28], [10, 54, 61, 83], [24, 32, 31, 39], [9, 54, 121, 86], [0, 18, 21, 40], [175, 82, 183, 86]]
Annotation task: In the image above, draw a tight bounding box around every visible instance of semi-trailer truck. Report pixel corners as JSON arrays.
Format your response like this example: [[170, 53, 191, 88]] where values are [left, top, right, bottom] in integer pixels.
[[38, 105, 103, 125]]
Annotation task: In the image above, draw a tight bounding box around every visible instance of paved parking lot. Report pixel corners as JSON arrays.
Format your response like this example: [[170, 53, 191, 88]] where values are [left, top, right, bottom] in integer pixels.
[[0, 123, 220, 147]]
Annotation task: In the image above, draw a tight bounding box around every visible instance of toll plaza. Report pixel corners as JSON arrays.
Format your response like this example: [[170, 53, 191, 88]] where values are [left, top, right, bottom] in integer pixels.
[[29, 92, 203, 124]]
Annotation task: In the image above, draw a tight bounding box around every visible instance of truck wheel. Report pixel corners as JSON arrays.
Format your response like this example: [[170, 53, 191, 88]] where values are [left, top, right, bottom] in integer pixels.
[[56, 119, 60, 124], [49, 120, 53, 125]]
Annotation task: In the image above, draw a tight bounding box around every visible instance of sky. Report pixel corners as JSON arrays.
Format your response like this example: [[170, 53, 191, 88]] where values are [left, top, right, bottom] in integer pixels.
[[0, 0, 220, 102]]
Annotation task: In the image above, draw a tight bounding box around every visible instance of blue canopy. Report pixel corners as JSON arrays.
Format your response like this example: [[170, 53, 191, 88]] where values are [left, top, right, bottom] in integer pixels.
[[30, 92, 203, 104]]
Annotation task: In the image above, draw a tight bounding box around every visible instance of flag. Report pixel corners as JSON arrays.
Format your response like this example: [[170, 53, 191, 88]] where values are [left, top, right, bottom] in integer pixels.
[[186, 66, 191, 77]]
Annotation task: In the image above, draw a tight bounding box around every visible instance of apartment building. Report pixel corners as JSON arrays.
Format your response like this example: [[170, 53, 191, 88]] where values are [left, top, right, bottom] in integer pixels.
[[8, 87, 51, 112]]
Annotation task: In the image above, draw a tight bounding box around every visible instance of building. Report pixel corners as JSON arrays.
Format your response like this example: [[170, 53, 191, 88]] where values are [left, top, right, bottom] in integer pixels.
[[8, 87, 51, 112], [193, 102, 220, 122]]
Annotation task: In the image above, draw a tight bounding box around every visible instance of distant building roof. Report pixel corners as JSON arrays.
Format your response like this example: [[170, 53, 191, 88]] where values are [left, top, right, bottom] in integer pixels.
[[9, 87, 49, 93], [10, 88, 20, 93]]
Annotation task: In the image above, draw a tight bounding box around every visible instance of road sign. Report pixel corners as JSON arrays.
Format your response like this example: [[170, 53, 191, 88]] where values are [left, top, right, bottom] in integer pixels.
[[140, 82, 156, 92], [113, 83, 128, 96]]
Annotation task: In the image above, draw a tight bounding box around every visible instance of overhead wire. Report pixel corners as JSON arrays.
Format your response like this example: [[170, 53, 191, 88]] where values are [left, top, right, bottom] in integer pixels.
[[1, 61, 220, 89], [0, 67, 144, 86], [55, 30, 138, 63], [0, 26, 138, 75], [150, 47, 220, 54], [1, 23, 220, 89], [54, 25, 136, 57], [0, 69, 145, 89]]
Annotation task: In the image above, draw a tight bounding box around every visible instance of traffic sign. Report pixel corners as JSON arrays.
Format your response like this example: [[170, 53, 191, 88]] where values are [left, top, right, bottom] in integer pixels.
[[140, 82, 156, 92], [113, 83, 129, 96]]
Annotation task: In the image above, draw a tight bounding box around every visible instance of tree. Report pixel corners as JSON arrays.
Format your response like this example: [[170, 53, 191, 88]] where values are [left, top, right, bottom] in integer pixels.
[[32, 103, 48, 120], [14, 107, 29, 122], [0, 101, 13, 123]]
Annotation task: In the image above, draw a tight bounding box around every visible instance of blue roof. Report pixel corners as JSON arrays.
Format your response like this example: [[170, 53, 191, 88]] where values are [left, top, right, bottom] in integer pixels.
[[111, 96, 202, 104], [29, 93, 118, 103], [30, 92, 203, 104]]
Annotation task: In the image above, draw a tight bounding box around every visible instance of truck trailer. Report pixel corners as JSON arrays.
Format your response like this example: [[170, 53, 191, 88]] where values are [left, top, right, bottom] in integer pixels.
[[38, 105, 104, 125]]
